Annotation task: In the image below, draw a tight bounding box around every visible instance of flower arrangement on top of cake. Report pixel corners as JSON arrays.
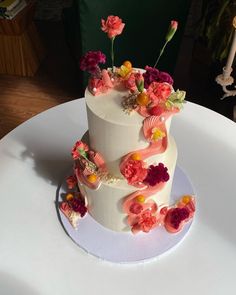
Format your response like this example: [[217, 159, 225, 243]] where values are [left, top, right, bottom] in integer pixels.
[[80, 15, 186, 117]]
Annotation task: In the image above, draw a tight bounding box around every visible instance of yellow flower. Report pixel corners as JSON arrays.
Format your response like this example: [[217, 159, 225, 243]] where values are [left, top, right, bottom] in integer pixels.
[[117, 65, 132, 78], [151, 128, 165, 141]]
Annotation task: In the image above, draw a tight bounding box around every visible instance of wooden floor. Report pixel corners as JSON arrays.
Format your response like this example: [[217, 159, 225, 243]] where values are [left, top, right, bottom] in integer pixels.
[[0, 20, 235, 139], [0, 21, 82, 139]]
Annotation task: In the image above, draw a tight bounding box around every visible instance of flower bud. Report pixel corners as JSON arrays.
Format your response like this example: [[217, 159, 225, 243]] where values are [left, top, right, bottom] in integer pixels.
[[165, 20, 178, 42], [135, 72, 144, 92]]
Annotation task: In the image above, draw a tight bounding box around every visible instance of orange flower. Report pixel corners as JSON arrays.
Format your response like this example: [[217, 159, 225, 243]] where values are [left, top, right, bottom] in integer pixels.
[[101, 15, 125, 39]]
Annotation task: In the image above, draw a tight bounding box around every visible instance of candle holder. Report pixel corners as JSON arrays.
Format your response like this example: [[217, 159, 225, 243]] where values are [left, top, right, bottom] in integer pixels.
[[216, 67, 236, 100], [216, 16, 236, 100]]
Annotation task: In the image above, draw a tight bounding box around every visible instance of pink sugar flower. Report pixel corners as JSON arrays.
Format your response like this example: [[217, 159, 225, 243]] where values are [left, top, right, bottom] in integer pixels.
[[124, 72, 137, 92], [66, 175, 77, 189], [101, 15, 125, 39], [101, 15, 125, 71], [129, 202, 143, 215], [137, 210, 157, 233], [80, 51, 106, 74], [88, 69, 113, 95], [147, 81, 172, 104], [71, 141, 89, 160], [121, 159, 147, 186], [125, 71, 143, 92], [88, 77, 105, 95]]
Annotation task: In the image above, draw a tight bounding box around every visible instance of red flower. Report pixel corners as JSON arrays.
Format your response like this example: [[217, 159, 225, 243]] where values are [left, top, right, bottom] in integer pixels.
[[144, 163, 169, 186], [101, 15, 125, 39], [71, 141, 89, 160], [121, 159, 147, 185], [149, 105, 165, 116], [147, 82, 172, 104], [80, 51, 106, 74], [138, 210, 157, 232]]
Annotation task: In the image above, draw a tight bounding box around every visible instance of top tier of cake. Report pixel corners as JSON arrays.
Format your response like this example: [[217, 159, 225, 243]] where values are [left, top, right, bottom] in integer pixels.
[[85, 88, 172, 176]]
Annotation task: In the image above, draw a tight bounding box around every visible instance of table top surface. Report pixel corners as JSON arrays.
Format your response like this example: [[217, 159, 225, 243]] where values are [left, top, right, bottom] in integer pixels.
[[0, 98, 236, 295]]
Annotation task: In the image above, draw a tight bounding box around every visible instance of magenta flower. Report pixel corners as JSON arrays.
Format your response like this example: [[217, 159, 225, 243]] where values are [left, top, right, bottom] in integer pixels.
[[144, 163, 169, 186], [143, 66, 173, 88], [158, 71, 173, 85], [80, 51, 106, 74], [169, 207, 189, 229], [143, 66, 160, 88], [69, 198, 87, 217]]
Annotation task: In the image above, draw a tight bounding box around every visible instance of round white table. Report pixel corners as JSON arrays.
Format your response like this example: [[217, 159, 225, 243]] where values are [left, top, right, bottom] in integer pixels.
[[0, 98, 236, 295]]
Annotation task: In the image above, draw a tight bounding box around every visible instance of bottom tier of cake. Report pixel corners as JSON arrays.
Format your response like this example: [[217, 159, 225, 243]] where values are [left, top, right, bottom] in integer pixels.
[[78, 136, 177, 232]]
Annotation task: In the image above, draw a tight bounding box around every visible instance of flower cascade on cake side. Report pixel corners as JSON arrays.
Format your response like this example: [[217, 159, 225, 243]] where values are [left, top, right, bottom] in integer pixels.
[[59, 140, 120, 228], [61, 16, 195, 233]]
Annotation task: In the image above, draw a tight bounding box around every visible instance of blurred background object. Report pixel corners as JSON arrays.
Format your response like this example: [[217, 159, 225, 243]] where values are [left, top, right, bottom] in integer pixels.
[[0, 0, 235, 139]]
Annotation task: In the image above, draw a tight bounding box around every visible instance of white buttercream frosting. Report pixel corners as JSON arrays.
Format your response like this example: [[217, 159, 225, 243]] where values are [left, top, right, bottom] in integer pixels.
[[86, 88, 172, 176], [79, 136, 177, 232]]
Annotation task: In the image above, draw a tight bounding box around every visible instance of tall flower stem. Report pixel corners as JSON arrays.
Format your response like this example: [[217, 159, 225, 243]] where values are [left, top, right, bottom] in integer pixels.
[[111, 37, 115, 72], [153, 41, 168, 68]]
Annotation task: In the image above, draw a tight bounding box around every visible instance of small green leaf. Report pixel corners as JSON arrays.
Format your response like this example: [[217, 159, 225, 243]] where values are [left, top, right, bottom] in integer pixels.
[[78, 148, 87, 159]]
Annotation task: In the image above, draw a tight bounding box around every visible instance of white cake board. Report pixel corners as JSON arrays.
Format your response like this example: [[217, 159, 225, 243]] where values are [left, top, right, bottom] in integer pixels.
[[56, 165, 196, 264]]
